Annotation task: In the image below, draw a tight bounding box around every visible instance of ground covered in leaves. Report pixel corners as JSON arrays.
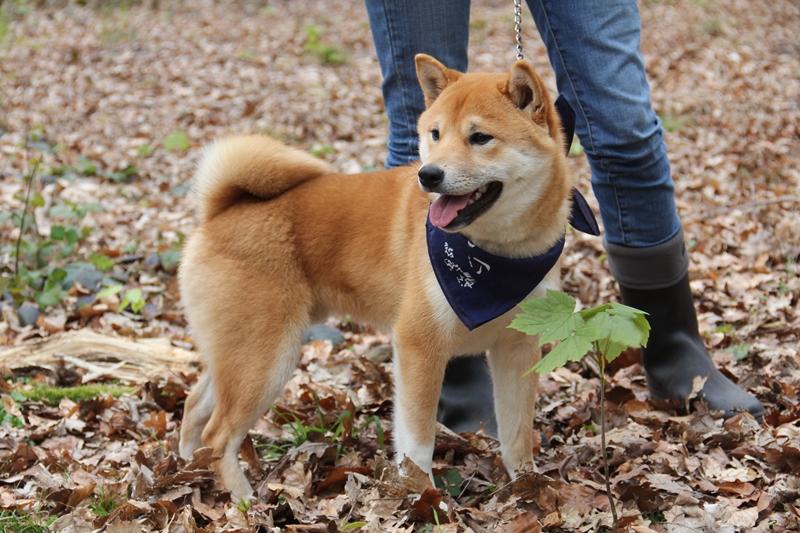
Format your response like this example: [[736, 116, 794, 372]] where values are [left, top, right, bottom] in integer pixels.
[[1, 0, 799, 531]]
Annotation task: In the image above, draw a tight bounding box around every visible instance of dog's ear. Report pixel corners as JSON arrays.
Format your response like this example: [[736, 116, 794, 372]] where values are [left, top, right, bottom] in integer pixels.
[[506, 61, 557, 135], [416, 54, 462, 108]]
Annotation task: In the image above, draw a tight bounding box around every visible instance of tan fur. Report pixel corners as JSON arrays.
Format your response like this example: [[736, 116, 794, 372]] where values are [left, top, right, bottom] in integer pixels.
[[179, 56, 576, 500]]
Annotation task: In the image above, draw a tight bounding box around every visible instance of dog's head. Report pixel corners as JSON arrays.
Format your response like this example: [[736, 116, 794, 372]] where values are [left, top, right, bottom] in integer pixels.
[[415, 54, 572, 250]]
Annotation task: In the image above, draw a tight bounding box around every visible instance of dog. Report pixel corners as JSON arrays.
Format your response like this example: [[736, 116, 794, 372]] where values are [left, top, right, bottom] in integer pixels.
[[178, 54, 578, 500]]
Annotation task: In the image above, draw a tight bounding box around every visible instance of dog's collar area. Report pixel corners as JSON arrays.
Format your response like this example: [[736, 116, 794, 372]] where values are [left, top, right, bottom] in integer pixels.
[[425, 94, 599, 331], [426, 188, 599, 331]]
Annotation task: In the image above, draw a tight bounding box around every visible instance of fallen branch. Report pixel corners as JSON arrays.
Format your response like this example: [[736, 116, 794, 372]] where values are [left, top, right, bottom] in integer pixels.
[[0, 329, 199, 383]]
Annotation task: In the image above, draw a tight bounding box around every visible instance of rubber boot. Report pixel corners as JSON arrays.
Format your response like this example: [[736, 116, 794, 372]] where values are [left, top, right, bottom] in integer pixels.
[[437, 355, 498, 437], [606, 229, 764, 422]]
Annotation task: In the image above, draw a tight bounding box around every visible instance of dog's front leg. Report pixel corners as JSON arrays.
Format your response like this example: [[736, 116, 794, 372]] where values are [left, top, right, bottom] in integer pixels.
[[391, 331, 448, 476], [487, 330, 540, 476]]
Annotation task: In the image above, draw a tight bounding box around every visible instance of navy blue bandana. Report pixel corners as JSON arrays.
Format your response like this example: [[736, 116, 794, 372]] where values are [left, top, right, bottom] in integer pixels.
[[426, 95, 600, 331]]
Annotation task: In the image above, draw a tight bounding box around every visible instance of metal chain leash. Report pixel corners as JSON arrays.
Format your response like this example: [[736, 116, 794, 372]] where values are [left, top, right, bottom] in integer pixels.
[[514, 0, 523, 60]]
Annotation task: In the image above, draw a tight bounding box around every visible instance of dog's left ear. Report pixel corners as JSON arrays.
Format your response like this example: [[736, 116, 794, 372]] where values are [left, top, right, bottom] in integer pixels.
[[506, 61, 559, 139], [416, 54, 463, 108]]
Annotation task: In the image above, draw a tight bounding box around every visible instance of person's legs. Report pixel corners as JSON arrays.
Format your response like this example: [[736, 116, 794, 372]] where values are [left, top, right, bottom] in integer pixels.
[[528, 0, 763, 419], [365, 0, 470, 167], [366, 0, 499, 435]]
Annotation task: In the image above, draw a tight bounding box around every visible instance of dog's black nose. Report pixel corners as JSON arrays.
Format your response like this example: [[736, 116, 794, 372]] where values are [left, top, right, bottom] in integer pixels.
[[418, 165, 445, 190]]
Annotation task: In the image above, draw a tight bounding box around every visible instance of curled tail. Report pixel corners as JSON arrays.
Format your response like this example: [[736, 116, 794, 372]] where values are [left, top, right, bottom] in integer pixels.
[[193, 134, 333, 222]]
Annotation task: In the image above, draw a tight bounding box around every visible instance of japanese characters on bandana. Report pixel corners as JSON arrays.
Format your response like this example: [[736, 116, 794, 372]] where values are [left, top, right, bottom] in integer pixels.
[[427, 208, 570, 331]]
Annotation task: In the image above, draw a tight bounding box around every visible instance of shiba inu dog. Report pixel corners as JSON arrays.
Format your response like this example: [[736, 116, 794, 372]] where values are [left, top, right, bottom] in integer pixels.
[[179, 55, 582, 500]]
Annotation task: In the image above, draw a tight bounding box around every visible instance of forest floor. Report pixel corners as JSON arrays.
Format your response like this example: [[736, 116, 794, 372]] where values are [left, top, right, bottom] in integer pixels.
[[0, 0, 799, 532]]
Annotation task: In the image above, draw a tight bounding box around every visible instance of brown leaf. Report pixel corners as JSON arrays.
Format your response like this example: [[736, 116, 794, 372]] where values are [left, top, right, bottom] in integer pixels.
[[37, 313, 67, 334], [499, 512, 541, 533], [557, 483, 597, 516], [143, 410, 167, 439], [315, 466, 371, 494], [0, 442, 37, 475], [153, 454, 179, 478], [239, 434, 264, 475], [511, 473, 560, 513], [66, 484, 96, 509], [181, 505, 197, 533], [686, 374, 709, 406], [717, 480, 756, 496], [105, 521, 144, 533], [409, 487, 448, 524]]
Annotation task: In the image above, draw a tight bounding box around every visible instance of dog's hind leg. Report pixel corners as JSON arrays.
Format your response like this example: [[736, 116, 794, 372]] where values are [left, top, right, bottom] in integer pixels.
[[180, 369, 217, 459], [201, 332, 303, 500], [487, 331, 540, 476]]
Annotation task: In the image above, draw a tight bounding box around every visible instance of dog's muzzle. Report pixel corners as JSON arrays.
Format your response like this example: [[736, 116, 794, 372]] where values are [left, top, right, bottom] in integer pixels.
[[418, 165, 445, 192]]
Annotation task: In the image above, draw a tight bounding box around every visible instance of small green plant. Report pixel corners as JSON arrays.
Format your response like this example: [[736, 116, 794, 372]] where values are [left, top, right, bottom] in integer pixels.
[[699, 17, 723, 36], [569, 137, 584, 157], [88, 485, 120, 517], [236, 498, 251, 513], [341, 521, 367, 531], [659, 111, 689, 133], [0, 9, 11, 45], [108, 165, 138, 183], [0, 393, 25, 428], [97, 282, 152, 315], [118, 287, 146, 313], [162, 130, 190, 151], [272, 409, 328, 448], [89, 252, 116, 272], [0, 508, 53, 533], [777, 280, 789, 296], [310, 144, 336, 158], [714, 323, 749, 360], [509, 289, 651, 533], [726, 344, 750, 360], [434, 469, 463, 498], [1, 172, 105, 310], [268, 400, 384, 460], [75, 155, 98, 176], [469, 19, 487, 31], [302, 24, 347, 65], [99, 6, 137, 45]]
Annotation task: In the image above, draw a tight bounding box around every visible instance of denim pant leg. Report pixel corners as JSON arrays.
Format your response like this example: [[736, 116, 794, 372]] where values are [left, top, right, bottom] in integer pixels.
[[365, 0, 470, 168], [527, 0, 681, 247]]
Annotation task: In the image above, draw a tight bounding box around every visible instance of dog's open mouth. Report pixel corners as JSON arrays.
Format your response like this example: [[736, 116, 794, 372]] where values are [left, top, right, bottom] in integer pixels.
[[429, 182, 503, 230]]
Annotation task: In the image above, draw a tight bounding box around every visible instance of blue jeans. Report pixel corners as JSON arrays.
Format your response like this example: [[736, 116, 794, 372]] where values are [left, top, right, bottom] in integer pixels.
[[364, 0, 681, 248]]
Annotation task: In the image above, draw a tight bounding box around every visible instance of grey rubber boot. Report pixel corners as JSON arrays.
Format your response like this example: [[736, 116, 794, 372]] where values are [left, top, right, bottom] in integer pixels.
[[606, 228, 764, 422]]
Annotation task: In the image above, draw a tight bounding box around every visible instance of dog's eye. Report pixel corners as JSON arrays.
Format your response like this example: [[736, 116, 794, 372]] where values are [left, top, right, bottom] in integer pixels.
[[431, 129, 440, 141], [470, 132, 493, 145]]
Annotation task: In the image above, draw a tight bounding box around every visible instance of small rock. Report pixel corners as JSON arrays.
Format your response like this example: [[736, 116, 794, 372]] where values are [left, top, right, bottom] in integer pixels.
[[74, 269, 104, 292], [18, 302, 41, 327], [303, 324, 344, 345], [144, 253, 161, 270], [363, 344, 393, 363]]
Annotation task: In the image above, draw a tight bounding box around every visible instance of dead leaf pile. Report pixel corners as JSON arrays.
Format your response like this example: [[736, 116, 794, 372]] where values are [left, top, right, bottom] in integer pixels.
[[0, 0, 798, 531]]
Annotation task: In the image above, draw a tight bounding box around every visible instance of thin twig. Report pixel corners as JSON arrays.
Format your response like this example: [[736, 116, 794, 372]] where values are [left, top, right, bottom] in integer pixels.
[[597, 348, 619, 532], [14, 163, 38, 274]]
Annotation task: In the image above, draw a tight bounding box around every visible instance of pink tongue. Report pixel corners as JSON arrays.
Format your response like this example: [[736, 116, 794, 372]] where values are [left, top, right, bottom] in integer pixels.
[[429, 193, 472, 228]]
